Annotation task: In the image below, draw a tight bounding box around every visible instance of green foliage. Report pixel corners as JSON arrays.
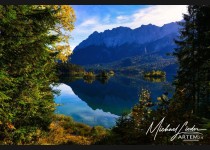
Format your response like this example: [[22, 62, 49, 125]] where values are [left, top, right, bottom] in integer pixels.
[[84, 55, 176, 75], [99, 88, 210, 145], [57, 62, 115, 84], [0, 5, 75, 144], [56, 62, 85, 77], [95, 70, 115, 84], [98, 89, 156, 144], [173, 5, 210, 118]]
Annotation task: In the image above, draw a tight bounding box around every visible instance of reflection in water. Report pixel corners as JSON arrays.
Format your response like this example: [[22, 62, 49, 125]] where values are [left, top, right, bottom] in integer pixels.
[[68, 75, 174, 115], [54, 75, 175, 128], [143, 77, 166, 83], [53, 84, 119, 128]]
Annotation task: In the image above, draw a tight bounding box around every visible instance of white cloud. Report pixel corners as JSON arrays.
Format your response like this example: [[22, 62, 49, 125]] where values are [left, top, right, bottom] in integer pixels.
[[80, 18, 98, 27], [116, 15, 130, 22], [128, 5, 188, 28], [53, 83, 75, 95]]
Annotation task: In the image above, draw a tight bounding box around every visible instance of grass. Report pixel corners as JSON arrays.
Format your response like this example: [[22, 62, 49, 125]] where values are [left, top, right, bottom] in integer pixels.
[[36, 114, 110, 145]]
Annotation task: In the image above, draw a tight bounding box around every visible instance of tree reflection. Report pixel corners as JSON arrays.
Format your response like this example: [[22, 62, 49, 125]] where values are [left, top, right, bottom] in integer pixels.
[[143, 77, 166, 83]]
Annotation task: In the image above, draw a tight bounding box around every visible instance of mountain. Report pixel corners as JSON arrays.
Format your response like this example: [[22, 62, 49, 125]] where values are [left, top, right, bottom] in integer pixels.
[[69, 22, 180, 69]]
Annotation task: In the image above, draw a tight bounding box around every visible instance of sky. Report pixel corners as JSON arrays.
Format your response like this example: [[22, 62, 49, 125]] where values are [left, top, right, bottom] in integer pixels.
[[69, 5, 188, 50]]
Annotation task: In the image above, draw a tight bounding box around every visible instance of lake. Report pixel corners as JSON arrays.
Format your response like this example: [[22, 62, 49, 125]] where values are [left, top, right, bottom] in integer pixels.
[[53, 74, 175, 128]]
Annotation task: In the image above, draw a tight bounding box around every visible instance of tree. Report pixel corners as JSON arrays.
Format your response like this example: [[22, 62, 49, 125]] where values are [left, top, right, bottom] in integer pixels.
[[0, 5, 75, 144], [173, 5, 210, 118], [194, 6, 210, 118]]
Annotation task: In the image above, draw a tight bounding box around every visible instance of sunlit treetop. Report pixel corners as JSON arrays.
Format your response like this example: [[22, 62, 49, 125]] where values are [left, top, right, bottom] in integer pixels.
[[53, 5, 76, 62], [34, 5, 76, 62]]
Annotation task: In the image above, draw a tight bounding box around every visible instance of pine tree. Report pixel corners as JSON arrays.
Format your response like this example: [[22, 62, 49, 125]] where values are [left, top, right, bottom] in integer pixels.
[[173, 5, 210, 118], [194, 6, 210, 117], [0, 5, 75, 144]]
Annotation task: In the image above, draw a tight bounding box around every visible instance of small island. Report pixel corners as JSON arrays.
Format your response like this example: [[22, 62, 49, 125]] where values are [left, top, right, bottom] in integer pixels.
[[143, 70, 166, 83], [83, 70, 115, 84], [143, 70, 166, 78], [96, 70, 115, 79], [57, 62, 115, 83]]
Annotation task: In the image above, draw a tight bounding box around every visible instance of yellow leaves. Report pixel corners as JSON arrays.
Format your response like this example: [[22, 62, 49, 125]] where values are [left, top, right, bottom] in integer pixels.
[[39, 121, 91, 145], [55, 45, 71, 53], [65, 135, 91, 145], [36, 115, 108, 145], [46, 122, 66, 144], [52, 5, 75, 62], [6, 122, 16, 130], [55, 5, 76, 31], [36, 5, 75, 62], [55, 44, 73, 62], [157, 97, 162, 101], [49, 122, 56, 130], [36, 129, 41, 137]]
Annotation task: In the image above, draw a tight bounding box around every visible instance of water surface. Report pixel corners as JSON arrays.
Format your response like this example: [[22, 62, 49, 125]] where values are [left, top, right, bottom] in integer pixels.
[[54, 75, 174, 128]]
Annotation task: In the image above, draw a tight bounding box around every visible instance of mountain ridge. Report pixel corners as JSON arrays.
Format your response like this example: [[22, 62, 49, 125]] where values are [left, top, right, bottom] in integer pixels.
[[70, 22, 180, 67]]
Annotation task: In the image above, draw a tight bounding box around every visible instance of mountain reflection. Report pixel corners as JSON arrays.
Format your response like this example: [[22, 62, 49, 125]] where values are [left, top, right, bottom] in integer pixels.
[[54, 75, 174, 128], [67, 75, 174, 115]]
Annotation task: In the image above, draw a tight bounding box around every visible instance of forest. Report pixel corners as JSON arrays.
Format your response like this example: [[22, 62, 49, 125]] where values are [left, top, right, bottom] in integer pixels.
[[0, 5, 210, 145]]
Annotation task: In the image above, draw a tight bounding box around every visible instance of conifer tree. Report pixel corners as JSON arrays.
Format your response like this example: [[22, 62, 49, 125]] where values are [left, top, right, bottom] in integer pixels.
[[173, 5, 210, 117], [0, 5, 75, 144]]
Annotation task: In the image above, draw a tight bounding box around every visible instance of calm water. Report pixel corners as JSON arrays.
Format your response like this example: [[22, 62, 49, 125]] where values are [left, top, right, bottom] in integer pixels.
[[53, 75, 175, 128]]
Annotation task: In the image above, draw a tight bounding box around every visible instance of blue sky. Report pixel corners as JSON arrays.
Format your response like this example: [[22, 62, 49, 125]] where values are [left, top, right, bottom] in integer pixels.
[[69, 5, 188, 50]]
